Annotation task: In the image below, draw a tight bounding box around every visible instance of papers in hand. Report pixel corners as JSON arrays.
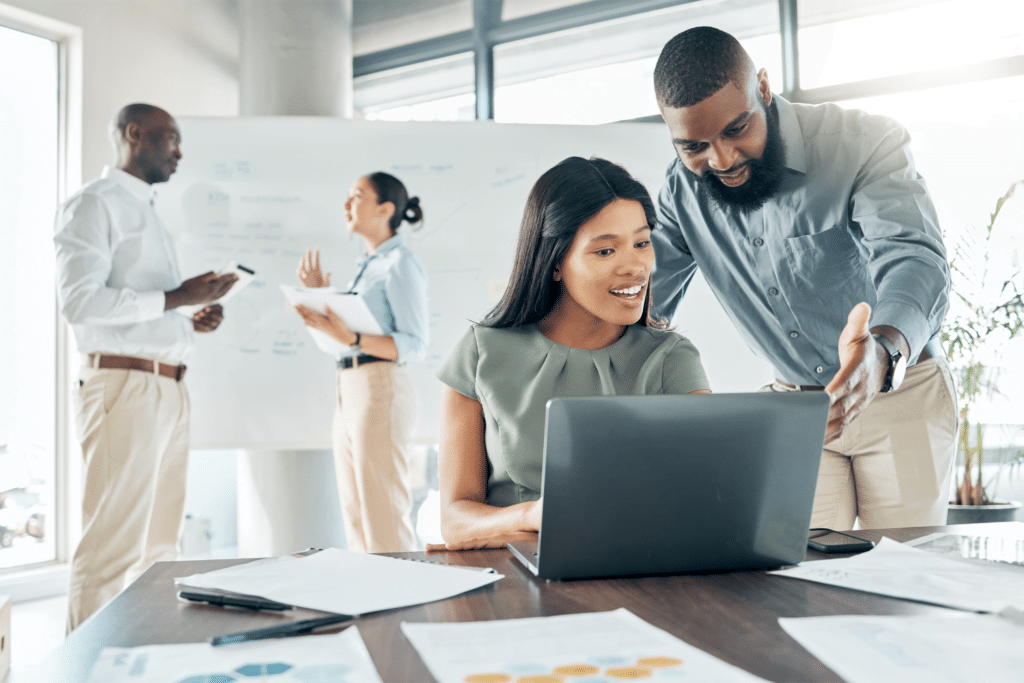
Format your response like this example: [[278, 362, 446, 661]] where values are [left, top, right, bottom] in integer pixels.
[[402, 609, 769, 683], [176, 261, 256, 317], [175, 548, 502, 616], [87, 627, 382, 683], [771, 537, 1024, 613], [280, 284, 383, 355]]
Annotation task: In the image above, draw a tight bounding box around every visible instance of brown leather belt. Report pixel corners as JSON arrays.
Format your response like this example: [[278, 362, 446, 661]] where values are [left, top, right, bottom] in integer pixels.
[[338, 354, 390, 370], [775, 338, 941, 391], [88, 353, 187, 381]]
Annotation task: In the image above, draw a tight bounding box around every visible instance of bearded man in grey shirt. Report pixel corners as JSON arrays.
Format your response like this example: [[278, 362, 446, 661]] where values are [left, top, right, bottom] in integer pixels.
[[651, 27, 957, 530]]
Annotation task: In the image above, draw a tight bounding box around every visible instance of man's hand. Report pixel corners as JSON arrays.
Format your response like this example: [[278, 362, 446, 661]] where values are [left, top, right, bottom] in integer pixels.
[[165, 271, 238, 310], [192, 304, 224, 333], [297, 248, 331, 288], [823, 302, 890, 443], [295, 303, 356, 346]]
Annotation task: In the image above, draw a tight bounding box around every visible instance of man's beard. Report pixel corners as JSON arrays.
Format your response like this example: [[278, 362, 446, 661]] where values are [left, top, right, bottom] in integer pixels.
[[691, 100, 786, 211]]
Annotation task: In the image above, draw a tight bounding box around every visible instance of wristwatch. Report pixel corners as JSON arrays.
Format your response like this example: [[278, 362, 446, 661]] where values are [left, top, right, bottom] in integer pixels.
[[874, 335, 907, 393], [350, 332, 361, 353]]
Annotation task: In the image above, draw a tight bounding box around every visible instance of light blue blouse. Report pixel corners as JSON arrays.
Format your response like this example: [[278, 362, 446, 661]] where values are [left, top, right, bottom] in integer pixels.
[[437, 323, 710, 506], [344, 233, 429, 364]]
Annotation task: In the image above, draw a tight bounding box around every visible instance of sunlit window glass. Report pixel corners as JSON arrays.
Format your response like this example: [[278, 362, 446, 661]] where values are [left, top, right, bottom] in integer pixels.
[[799, 0, 1024, 89], [0, 25, 59, 569], [356, 53, 475, 122]]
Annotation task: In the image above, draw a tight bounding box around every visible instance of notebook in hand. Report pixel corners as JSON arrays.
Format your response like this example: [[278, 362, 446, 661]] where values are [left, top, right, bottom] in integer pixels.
[[508, 392, 829, 580]]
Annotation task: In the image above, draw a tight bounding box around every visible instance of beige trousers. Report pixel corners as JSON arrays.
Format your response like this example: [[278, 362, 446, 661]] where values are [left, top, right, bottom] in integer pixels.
[[67, 366, 190, 631], [771, 357, 958, 530], [332, 361, 418, 553]]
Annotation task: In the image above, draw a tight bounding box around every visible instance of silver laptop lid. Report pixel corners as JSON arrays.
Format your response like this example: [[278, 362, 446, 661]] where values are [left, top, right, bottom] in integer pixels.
[[533, 392, 829, 580]]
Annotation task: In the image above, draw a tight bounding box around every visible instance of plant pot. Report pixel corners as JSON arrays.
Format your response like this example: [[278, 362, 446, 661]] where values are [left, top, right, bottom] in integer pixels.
[[946, 500, 1022, 524]]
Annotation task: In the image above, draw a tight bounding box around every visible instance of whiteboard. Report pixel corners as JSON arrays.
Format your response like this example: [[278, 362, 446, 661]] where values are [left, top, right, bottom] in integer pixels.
[[157, 118, 772, 449]]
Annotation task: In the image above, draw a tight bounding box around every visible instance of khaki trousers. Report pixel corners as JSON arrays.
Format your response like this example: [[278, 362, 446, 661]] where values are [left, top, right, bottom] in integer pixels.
[[67, 366, 190, 631], [770, 357, 958, 530], [332, 361, 418, 553]]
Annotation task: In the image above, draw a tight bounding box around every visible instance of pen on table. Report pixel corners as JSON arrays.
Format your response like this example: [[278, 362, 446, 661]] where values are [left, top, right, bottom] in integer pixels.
[[211, 613, 355, 647], [178, 590, 294, 612]]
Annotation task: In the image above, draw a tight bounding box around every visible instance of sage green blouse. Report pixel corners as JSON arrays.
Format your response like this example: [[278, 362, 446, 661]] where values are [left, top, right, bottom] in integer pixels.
[[437, 323, 710, 507]]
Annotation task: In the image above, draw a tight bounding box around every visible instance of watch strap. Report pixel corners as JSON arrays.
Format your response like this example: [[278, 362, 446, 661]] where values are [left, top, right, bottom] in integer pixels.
[[874, 335, 900, 393]]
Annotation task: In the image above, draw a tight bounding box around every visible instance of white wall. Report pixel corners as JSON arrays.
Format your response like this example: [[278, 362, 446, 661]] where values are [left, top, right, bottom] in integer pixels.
[[3, 0, 240, 179]]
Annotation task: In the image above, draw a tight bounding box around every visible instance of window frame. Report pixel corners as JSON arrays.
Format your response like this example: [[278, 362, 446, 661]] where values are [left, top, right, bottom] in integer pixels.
[[0, 2, 81, 598]]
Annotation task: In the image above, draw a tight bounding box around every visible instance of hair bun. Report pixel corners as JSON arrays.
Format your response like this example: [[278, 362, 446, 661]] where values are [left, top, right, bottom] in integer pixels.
[[404, 195, 424, 226]]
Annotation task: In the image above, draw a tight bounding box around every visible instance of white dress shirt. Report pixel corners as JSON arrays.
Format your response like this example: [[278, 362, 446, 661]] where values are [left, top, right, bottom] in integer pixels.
[[54, 166, 193, 364]]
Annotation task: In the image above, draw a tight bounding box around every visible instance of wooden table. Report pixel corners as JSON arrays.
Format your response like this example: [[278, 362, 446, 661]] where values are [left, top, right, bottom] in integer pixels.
[[38, 522, 1024, 682]]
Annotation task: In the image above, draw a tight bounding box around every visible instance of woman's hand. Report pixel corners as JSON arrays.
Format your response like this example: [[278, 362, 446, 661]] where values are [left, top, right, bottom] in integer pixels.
[[297, 248, 331, 288], [426, 530, 539, 552], [294, 303, 356, 346]]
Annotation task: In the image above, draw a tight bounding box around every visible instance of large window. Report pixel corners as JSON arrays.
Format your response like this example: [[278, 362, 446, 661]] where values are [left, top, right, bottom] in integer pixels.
[[0, 24, 60, 570], [494, 0, 781, 124]]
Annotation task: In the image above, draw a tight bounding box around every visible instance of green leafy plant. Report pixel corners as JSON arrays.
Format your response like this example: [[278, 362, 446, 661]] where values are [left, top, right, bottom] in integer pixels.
[[941, 179, 1024, 505]]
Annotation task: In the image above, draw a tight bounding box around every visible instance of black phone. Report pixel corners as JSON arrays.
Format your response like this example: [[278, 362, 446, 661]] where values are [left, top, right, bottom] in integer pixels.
[[807, 528, 875, 553]]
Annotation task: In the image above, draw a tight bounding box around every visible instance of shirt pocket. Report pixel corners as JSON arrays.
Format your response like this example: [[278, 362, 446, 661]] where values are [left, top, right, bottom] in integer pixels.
[[784, 224, 864, 291], [782, 224, 869, 344]]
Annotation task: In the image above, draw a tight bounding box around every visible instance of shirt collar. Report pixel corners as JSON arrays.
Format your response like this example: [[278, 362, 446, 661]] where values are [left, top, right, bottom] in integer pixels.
[[773, 96, 807, 175], [101, 165, 156, 203], [361, 233, 406, 259]]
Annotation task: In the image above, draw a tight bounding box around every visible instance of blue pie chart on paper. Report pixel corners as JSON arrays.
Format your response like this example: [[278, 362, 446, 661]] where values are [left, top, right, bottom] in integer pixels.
[[292, 663, 354, 681], [178, 675, 236, 683], [235, 662, 293, 676]]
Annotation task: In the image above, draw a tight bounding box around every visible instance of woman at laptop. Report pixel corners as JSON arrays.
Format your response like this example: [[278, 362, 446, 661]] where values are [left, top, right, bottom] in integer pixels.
[[431, 156, 710, 551]]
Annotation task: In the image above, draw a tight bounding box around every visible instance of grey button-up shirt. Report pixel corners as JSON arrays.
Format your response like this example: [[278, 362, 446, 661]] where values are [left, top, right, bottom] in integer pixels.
[[652, 96, 949, 386]]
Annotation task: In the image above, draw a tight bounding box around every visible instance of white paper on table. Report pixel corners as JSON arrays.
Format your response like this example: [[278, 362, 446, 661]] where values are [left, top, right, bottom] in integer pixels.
[[905, 532, 1024, 566], [280, 284, 383, 355], [175, 547, 503, 616], [779, 611, 1024, 683], [771, 537, 1024, 613], [401, 608, 768, 683], [176, 260, 257, 317], [86, 627, 382, 683]]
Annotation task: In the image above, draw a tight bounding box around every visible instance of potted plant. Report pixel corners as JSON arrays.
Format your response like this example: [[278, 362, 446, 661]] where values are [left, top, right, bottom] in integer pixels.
[[942, 179, 1024, 523]]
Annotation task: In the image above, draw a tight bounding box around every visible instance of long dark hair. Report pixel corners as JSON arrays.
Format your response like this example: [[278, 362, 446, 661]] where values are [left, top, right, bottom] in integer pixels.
[[483, 156, 662, 329], [365, 171, 423, 233]]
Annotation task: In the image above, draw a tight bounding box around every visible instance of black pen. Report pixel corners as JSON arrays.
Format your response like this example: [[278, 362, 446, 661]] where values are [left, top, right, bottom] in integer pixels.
[[178, 590, 294, 612], [210, 613, 354, 647]]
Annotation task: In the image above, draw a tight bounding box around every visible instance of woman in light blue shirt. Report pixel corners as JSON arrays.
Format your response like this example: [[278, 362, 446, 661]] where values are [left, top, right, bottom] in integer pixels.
[[294, 172, 429, 553], [433, 157, 710, 551]]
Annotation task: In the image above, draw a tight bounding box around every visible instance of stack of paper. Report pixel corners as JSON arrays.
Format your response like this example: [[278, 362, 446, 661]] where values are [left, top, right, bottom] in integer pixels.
[[87, 627, 381, 683], [175, 548, 503, 616], [774, 536, 1024, 682], [770, 537, 1024, 613], [402, 609, 768, 683], [779, 612, 1024, 683]]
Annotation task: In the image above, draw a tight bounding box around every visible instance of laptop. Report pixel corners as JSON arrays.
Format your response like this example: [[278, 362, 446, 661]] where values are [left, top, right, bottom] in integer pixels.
[[508, 392, 829, 580]]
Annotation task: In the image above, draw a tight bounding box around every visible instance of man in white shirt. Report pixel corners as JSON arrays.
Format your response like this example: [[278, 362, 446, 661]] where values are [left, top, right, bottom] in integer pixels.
[[55, 104, 237, 630]]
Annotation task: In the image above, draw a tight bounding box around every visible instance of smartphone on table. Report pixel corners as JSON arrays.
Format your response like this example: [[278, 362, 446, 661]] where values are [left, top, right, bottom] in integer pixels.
[[807, 528, 875, 553]]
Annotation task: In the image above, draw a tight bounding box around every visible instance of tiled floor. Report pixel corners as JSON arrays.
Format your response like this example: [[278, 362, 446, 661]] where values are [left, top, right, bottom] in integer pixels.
[[9, 593, 67, 675]]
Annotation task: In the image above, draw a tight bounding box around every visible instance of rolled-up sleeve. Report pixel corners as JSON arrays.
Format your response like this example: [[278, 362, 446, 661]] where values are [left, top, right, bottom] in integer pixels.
[[385, 252, 430, 364], [851, 124, 950, 362], [54, 192, 166, 326]]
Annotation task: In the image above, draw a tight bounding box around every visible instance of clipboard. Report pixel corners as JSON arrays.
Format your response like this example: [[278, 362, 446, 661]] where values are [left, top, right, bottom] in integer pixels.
[[280, 284, 384, 356]]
